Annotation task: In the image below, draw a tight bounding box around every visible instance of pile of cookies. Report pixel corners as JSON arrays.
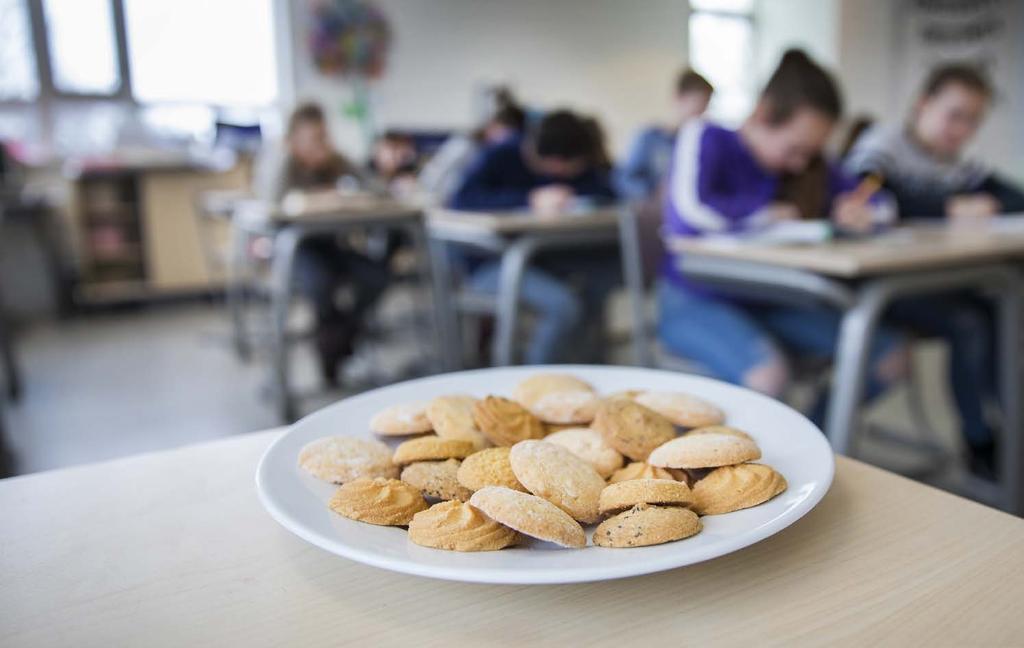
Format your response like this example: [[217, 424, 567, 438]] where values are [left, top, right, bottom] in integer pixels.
[[298, 373, 787, 552]]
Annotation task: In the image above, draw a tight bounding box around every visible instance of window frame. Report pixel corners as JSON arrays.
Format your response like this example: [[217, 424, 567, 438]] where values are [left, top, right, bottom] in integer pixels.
[[687, 2, 759, 125]]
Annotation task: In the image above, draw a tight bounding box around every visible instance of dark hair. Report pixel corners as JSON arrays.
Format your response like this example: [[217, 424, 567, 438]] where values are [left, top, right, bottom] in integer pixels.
[[839, 115, 874, 159], [531, 110, 593, 160], [921, 63, 992, 99], [491, 103, 527, 132], [581, 115, 612, 170], [760, 49, 842, 124], [676, 68, 713, 96], [287, 102, 326, 135]]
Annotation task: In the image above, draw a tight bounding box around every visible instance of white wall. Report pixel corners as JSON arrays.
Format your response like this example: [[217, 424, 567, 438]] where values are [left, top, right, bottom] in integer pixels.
[[754, 0, 839, 84], [285, 0, 690, 160]]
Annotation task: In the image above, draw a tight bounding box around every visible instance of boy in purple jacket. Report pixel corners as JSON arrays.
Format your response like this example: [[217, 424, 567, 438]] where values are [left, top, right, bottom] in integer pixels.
[[659, 50, 907, 405]]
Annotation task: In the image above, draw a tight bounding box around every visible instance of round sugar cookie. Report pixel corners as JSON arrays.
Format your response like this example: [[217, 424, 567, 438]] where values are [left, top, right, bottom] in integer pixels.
[[393, 436, 475, 465], [400, 459, 473, 502], [426, 395, 490, 450], [598, 478, 694, 514], [592, 398, 677, 461], [456, 447, 526, 492], [543, 427, 624, 478], [298, 436, 398, 484], [369, 401, 433, 436], [469, 486, 586, 548], [509, 440, 606, 524], [513, 374, 599, 424], [647, 432, 761, 469], [634, 391, 725, 428]]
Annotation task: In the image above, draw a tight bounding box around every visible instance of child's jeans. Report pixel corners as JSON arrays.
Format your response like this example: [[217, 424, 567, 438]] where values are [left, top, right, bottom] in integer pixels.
[[657, 280, 904, 401]]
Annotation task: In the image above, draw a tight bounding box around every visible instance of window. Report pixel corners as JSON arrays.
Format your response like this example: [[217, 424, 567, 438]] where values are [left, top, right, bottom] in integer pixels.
[[124, 0, 278, 106], [688, 0, 755, 125], [43, 0, 121, 95], [0, 0, 39, 101]]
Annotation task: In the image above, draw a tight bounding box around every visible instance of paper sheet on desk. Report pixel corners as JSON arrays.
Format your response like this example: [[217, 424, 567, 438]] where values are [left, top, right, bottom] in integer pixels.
[[703, 221, 832, 247]]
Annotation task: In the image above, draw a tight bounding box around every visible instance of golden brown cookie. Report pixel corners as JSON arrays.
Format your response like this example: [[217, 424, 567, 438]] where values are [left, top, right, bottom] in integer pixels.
[[472, 396, 545, 447], [298, 436, 399, 484], [598, 479, 694, 515], [647, 432, 761, 469], [605, 390, 643, 402], [408, 500, 520, 551], [592, 398, 677, 461], [509, 440, 606, 523], [608, 461, 677, 483], [634, 391, 725, 428], [328, 477, 428, 525], [593, 504, 702, 548], [456, 447, 527, 492], [469, 486, 586, 548], [393, 435, 475, 465], [426, 395, 490, 450], [692, 463, 787, 515], [685, 425, 754, 442], [543, 427, 624, 478], [400, 459, 473, 502]]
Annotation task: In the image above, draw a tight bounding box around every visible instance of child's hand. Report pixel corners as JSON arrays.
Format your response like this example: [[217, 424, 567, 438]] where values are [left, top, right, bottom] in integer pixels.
[[832, 194, 876, 234], [763, 202, 801, 222], [946, 193, 1000, 223], [529, 185, 574, 217]]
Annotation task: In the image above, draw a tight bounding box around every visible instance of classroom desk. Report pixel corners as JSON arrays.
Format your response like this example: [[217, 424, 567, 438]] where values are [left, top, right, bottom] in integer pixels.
[[230, 193, 442, 422], [4, 429, 1024, 647], [668, 222, 1024, 513], [427, 206, 647, 367]]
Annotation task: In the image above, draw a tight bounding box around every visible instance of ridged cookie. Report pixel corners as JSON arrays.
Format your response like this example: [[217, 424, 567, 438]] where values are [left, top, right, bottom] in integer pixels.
[[692, 463, 787, 515], [592, 399, 676, 461], [634, 391, 725, 428], [544, 427, 624, 478], [298, 436, 398, 484], [408, 500, 520, 551], [647, 432, 761, 469], [608, 461, 677, 483], [426, 395, 490, 450], [456, 447, 526, 492], [393, 435, 475, 465], [328, 477, 428, 525], [369, 401, 433, 436], [598, 478, 694, 514], [509, 440, 606, 523], [400, 459, 473, 502], [594, 504, 702, 548], [472, 396, 545, 447], [469, 486, 586, 548]]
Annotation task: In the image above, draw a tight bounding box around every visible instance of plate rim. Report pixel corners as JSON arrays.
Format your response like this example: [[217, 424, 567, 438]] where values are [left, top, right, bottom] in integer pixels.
[[256, 365, 835, 584]]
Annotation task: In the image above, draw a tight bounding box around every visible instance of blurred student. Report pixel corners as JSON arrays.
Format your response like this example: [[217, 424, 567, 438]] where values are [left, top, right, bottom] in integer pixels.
[[845, 64, 1024, 219], [370, 130, 420, 196], [659, 49, 906, 403], [271, 103, 389, 386], [448, 110, 617, 363], [419, 101, 527, 205], [845, 64, 1023, 478], [615, 69, 713, 202]]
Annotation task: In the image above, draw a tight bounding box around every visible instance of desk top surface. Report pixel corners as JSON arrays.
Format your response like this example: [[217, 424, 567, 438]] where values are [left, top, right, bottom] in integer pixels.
[[428, 206, 623, 236], [2, 429, 1023, 647], [669, 219, 1024, 277]]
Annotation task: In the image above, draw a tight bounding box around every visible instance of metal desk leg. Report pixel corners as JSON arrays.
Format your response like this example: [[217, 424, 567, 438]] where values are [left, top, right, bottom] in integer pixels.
[[493, 237, 538, 367], [226, 219, 251, 361], [617, 205, 652, 367], [270, 227, 303, 423], [997, 277, 1023, 514], [408, 221, 449, 373], [428, 237, 460, 371], [826, 285, 887, 455]]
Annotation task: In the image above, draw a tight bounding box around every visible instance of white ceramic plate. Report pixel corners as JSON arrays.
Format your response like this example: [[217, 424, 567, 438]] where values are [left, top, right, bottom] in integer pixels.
[[256, 365, 834, 584]]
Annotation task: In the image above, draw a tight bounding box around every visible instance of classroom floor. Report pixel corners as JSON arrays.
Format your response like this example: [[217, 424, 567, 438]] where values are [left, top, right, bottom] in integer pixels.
[[1, 294, 975, 501]]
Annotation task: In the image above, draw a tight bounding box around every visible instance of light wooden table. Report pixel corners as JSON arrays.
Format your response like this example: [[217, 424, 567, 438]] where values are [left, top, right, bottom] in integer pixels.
[[3, 430, 1024, 647], [428, 206, 647, 367], [668, 222, 1024, 513]]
